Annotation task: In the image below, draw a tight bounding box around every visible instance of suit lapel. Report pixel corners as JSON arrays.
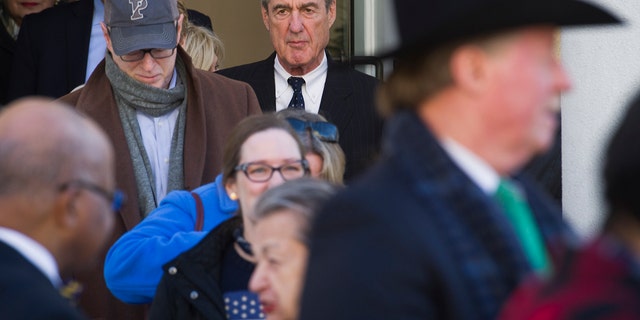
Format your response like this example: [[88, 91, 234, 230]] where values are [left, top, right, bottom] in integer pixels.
[[182, 54, 206, 191], [388, 113, 531, 314], [318, 56, 354, 128], [0, 23, 14, 53], [253, 53, 278, 112], [518, 174, 576, 264], [66, 0, 94, 89]]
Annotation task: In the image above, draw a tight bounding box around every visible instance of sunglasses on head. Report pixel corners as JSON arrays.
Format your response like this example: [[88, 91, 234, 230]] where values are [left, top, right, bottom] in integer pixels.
[[285, 118, 339, 143]]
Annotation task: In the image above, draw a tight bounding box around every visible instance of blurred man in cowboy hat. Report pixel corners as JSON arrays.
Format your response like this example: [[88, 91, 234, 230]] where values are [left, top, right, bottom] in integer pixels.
[[299, 0, 621, 318]]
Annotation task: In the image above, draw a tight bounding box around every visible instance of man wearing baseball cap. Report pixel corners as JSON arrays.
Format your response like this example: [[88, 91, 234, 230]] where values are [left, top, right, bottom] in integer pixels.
[[299, 0, 621, 319], [58, 0, 261, 318]]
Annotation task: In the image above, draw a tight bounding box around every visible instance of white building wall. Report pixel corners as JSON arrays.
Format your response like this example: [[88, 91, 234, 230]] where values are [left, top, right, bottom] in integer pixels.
[[562, 0, 640, 237]]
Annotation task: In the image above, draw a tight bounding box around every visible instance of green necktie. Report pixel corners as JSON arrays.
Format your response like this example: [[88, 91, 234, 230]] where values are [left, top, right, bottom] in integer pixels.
[[494, 179, 551, 276]]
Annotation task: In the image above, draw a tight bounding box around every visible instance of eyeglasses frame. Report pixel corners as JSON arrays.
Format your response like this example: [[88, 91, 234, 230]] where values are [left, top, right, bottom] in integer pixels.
[[58, 180, 125, 212], [106, 22, 179, 62], [234, 159, 310, 183]]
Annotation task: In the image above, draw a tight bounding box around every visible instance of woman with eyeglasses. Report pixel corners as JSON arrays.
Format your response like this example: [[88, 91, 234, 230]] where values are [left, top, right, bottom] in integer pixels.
[[148, 114, 309, 320], [276, 109, 346, 185], [104, 114, 309, 312]]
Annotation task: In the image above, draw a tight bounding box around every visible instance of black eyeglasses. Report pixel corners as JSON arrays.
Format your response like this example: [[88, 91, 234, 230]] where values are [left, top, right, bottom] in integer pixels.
[[58, 180, 125, 212], [285, 118, 339, 143], [234, 159, 310, 182], [119, 47, 177, 62]]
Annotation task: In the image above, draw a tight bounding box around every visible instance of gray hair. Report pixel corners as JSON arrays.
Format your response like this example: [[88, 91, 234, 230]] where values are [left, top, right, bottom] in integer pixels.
[[252, 178, 339, 245]]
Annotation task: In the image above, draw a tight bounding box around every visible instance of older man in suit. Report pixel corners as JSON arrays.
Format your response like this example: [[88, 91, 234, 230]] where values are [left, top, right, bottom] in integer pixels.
[[217, 0, 383, 181], [0, 98, 116, 319], [299, 0, 621, 319]]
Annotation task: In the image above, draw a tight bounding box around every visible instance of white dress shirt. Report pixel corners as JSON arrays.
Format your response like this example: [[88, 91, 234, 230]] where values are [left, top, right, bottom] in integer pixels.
[[441, 137, 500, 195], [0, 226, 62, 287], [274, 52, 328, 114]]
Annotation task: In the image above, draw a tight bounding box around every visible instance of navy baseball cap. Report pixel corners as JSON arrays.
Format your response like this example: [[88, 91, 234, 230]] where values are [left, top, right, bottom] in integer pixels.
[[105, 0, 179, 56]]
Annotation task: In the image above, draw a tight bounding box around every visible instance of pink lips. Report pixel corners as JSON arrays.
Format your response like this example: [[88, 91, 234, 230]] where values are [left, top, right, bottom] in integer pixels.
[[287, 41, 307, 49], [261, 301, 276, 314]]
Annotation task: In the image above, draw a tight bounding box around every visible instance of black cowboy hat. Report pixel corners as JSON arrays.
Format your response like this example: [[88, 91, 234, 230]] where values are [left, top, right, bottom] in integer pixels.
[[386, 0, 622, 57]]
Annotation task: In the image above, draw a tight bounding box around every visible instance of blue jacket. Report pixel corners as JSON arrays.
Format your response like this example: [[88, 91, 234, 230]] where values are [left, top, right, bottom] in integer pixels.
[[104, 174, 237, 304]]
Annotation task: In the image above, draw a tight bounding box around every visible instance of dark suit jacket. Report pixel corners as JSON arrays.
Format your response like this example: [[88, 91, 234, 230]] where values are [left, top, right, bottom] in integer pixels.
[[8, 0, 94, 102], [59, 49, 261, 320], [0, 20, 16, 104], [299, 112, 576, 319], [217, 52, 383, 181], [0, 241, 86, 320]]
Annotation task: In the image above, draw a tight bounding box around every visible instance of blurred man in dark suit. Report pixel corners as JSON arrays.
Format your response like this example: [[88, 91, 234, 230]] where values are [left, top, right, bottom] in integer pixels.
[[300, 0, 620, 319], [0, 98, 117, 319]]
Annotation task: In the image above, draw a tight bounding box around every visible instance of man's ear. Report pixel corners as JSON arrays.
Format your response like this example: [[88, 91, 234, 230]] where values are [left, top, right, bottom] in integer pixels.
[[261, 6, 270, 31], [176, 14, 184, 45], [52, 189, 79, 237], [101, 22, 114, 55], [449, 45, 491, 96], [327, 0, 337, 27]]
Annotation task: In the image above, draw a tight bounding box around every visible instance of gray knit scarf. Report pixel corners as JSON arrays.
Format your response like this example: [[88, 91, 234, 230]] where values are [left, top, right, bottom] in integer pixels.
[[106, 53, 187, 217]]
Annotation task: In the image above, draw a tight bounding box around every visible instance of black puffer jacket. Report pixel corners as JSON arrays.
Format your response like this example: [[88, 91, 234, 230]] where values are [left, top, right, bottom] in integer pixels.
[[150, 217, 241, 320]]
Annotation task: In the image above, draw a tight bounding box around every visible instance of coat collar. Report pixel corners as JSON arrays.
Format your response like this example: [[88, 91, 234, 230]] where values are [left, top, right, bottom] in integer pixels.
[[386, 111, 533, 277], [385, 111, 575, 268]]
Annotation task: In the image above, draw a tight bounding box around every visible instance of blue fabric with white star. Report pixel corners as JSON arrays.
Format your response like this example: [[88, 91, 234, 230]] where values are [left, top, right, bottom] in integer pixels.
[[224, 291, 264, 319]]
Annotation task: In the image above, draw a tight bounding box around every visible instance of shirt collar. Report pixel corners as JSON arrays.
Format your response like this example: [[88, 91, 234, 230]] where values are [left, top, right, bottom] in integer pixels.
[[0, 227, 62, 287], [169, 68, 177, 89], [441, 137, 500, 195], [274, 52, 327, 105]]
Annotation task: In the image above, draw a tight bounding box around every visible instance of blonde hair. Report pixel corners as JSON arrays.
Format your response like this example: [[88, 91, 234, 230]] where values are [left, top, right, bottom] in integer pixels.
[[181, 23, 225, 71], [275, 109, 346, 185]]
